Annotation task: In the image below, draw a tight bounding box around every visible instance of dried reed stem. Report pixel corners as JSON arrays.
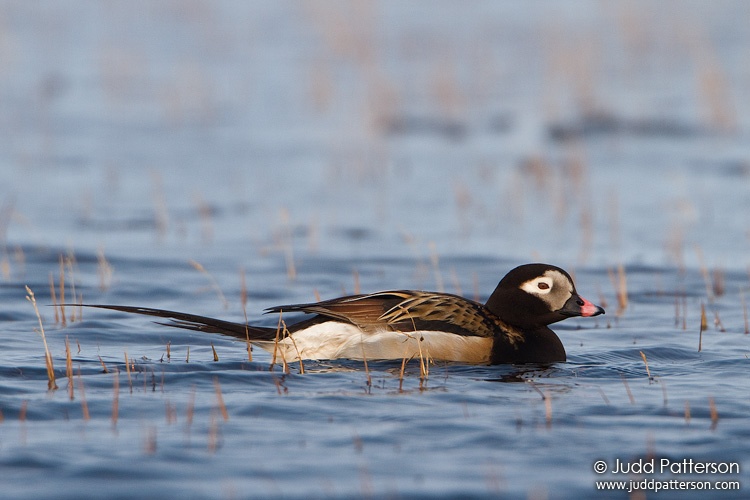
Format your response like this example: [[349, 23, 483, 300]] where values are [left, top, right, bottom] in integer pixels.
[[112, 368, 119, 428], [25, 286, 57, 390], [240, 265, 252, 361], [282, 321, 303, 374], [239, 266, 248, 307], [398, 356, 408, 392], [56, 256, 67, 325], [639, 351, 653, 382], [684, 400, 691, 425], [270, 310, 283, 370], [98, 355, 109, 373], [616, 264, 628, 315], [65, 337, 74, 400], [189, 259, 228, 309], [211, 342, 219, 362], [124, 351, 133, 393], [65, 255, 78, 322], [49, 273, 59, 323], [698, 302, 706, 352]]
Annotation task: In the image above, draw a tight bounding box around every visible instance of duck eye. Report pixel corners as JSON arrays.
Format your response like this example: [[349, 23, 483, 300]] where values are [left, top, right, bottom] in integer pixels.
[[537, 282, 550, 290]]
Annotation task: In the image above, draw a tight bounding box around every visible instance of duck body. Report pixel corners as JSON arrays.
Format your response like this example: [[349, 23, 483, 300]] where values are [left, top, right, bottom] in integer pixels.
[[85, 263, 604, 365]]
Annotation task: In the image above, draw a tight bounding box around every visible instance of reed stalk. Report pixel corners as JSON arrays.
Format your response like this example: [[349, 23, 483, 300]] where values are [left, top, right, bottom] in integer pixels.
[[189, 259, 228, 309], [25, 286, 57, 390], [65, 337, 74, 400]]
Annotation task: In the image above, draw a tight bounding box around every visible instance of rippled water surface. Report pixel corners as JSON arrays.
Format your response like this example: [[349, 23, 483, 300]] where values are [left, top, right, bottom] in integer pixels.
[[1, 2, 750, 499]]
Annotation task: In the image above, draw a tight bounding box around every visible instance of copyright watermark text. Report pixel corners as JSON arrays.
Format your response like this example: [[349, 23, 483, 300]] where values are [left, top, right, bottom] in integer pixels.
[[593, 458, 741, 494], [593, 458, 740, 475]]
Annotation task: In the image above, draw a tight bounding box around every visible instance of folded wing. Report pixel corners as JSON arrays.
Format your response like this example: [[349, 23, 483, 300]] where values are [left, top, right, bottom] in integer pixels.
[[269, 290, 501, 337]]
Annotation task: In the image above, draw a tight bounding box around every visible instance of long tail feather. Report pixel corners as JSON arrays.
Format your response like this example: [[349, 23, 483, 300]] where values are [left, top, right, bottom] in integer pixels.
[[79, 304, 278, 341]]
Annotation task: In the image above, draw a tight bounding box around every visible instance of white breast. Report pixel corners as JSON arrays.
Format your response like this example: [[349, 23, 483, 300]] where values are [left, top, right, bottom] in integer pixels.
[[253, 321, 492, 364]]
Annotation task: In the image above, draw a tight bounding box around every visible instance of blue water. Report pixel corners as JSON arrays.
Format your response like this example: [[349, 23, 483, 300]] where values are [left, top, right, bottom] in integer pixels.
[[1, 2, 749, 498]]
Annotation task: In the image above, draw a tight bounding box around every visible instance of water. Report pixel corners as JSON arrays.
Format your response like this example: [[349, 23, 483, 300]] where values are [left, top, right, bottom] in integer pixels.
[[1, 1, 749, 498]]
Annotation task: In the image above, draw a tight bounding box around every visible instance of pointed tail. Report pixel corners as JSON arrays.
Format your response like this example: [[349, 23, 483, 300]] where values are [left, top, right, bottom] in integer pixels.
[[80, 304, 279, 341]]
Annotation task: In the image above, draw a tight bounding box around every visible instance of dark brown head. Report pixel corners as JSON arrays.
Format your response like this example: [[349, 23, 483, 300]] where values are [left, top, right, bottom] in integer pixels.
[[485, 263, 604, 329]]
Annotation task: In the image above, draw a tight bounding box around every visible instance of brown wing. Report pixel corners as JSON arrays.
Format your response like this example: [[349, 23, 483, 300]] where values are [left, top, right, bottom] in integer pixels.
[[267, 290, 502, 337]]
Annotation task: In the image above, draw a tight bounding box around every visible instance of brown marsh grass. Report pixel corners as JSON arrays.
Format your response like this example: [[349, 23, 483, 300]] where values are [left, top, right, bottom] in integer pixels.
[[25, 286, 57, 390], [189, 259, 229, 309]]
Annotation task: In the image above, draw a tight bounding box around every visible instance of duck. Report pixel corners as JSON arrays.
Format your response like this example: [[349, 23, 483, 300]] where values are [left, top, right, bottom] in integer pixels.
[[84, 263, 604, 364]]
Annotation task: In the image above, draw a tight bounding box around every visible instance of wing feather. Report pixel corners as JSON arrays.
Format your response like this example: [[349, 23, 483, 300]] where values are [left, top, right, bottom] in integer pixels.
[[269, 290, 504, 338]]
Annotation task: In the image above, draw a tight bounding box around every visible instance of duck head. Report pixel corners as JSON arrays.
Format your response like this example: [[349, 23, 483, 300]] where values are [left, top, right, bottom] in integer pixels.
[[485, 263, 605, 329]]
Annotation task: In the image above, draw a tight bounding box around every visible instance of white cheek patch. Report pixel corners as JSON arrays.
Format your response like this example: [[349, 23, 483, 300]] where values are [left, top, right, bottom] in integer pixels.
[[521, 276, 554, 296]]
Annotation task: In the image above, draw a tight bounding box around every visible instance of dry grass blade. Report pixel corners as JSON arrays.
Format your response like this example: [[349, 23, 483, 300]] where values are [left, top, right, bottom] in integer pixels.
[[98, 355, 110, 373], [124, 351, 133, 393], [25, 286, 57, 390], [65, 337, 74, 400], [49, 273, 59, 324], [58, 255, 66, 325], [616, 264, 628, 315], [270, 310, 283, 370], [398, 356, 408, 392], [211, 342, 219, 362], [65, 254, 79, 322], [698, 302, 706, 352], [639, 351, 653, 382], [112, 368, 120, 429], [189, 259, 229, 309]]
